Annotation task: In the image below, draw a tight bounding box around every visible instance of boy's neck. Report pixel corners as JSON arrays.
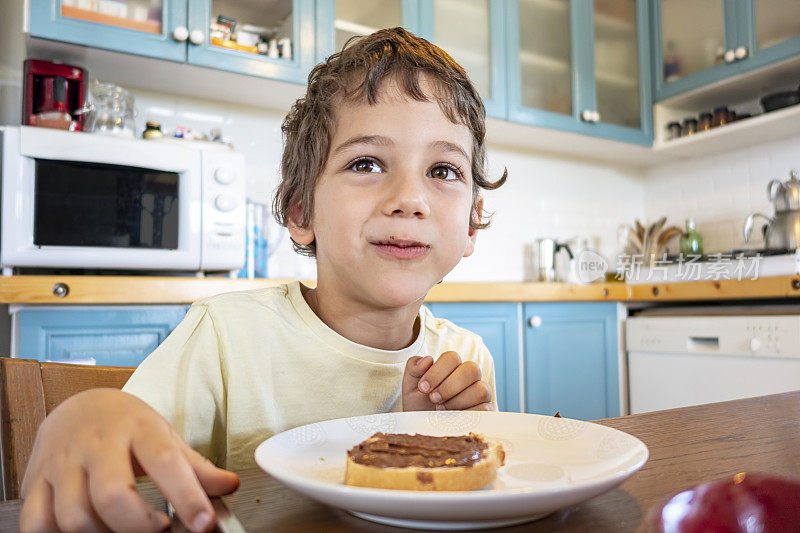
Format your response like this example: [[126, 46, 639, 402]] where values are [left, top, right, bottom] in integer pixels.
[[301, 284, 421, 351]]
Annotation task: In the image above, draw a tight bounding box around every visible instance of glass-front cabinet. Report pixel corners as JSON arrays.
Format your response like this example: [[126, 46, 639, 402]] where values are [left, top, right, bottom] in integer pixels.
[[315, 0, 419, 61], [507, 0, 652, 145], [654, 0, 800, 101], [187, 0, 315, 83], [418, 0, 506, 119], [30, 0, 317, 83]]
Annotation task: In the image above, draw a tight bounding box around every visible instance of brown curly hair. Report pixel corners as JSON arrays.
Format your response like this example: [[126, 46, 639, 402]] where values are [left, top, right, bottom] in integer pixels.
[[273, 27, 507, 256]]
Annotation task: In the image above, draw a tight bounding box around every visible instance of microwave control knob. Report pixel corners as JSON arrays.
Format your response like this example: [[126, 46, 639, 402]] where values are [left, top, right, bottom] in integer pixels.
[[215, 195, 237, 212], [172, 26, 189, 43], [214, 168, 235, 185], [750, 337, 762, 353]]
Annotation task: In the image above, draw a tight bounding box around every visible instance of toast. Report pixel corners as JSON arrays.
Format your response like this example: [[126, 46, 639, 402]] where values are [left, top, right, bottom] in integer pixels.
[[345, 432, 505, 491]]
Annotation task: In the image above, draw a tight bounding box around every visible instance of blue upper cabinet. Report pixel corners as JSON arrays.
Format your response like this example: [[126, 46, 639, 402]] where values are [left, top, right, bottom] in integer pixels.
[[507, 0, 653, 146], [654, 0, 800, 101], [426, 303, 522, 413], [187, 0, 316, 84], [417, 0, 507, 120], [523, 302, 620, 421], [314, 0, 422, 64], [30, 0, 318, 84], [30, 0, 188, 62]]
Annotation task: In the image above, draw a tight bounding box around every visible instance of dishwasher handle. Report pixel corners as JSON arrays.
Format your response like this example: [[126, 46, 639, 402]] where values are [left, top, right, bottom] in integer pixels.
[[687, 336, 720, 353]]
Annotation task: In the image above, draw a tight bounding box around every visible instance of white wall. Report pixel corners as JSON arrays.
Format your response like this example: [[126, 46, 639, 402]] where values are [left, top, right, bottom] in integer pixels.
[[129, 88, 647, 281], [643, 133, 800, 254]]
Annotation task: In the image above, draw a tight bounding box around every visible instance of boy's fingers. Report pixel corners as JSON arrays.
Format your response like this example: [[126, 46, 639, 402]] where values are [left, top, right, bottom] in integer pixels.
[[181, 441, 240, 497], [52, 466, 107, 533], [132, 432, 215, 533], [87, 444, 171, 533], [402, 355, 433, 394], [418, 351, 461, 394], [466, 402, 495, 411], [427, 359, 481, 404], [18, 477, 58, 533], [441, 380, 492, 411]]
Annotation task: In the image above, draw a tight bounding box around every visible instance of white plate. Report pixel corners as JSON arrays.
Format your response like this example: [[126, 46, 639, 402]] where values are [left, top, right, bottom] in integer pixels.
[[255, 411, 648, 530]]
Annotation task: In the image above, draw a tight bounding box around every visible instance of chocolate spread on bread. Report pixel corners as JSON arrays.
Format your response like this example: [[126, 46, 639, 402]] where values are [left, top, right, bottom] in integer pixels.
[[347, 433, 488, 468]]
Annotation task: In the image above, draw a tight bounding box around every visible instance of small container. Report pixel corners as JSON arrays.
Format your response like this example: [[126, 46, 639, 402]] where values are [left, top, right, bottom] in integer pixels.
[[142, 120, 163, 139], [711, 106, 732, 128], [698, 112, 713, 131], [666, 121, 682, 140], [679, 219, 703, 256], [681, 118, 697, 136]]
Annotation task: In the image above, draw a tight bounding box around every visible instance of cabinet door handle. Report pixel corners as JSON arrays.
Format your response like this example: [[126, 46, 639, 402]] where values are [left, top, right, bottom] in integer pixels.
[[591, 110, 601, 123], [723, 49, 736, 63], [734, 46, 749, 60], [529, 316, 542, 328], [172, 26, 189, 43], [189, 29, 205, 46], [581, 110, 593, 122]]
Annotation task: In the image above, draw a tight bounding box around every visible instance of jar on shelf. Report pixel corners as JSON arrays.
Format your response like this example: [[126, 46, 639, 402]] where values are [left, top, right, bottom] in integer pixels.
[[698, 112, 713, 131], [666, 121, 682, 140], [681, 118, 698, 136], [711, 106, 732, 127], [142, 120, 163, 139]]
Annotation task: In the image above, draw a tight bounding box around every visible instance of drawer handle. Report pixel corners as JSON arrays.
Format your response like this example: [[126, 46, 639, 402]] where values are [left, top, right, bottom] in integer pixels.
[[529, 316, 542, 328], [52, 283, 70, 298]]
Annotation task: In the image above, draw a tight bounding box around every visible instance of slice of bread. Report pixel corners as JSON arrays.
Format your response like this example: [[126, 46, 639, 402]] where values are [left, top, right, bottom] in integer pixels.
[[345, 432, 505, 491]]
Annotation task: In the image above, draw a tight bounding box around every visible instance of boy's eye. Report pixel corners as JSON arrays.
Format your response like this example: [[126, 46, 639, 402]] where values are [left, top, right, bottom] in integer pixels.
[[429, 164, 462, 181], [349, 158, 383, 173]]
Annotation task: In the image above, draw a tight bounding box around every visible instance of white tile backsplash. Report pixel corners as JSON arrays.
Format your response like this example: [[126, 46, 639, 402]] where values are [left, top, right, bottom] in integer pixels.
[[644, 133, 800, 253]]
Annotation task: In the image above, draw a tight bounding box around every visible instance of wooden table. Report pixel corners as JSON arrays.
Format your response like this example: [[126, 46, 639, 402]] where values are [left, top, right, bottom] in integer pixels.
[[2, 391, 799, 532]]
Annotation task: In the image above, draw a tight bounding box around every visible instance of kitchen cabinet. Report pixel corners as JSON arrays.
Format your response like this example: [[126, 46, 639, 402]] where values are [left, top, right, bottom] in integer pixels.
[[506, 0, 653, 145], [417, 0, 507, 119], [426, 302, 522, 413], [314, 0, 420, 62], [523, 302, 620, 420], [30, 0, 317, 84], [654, 0, 800, 101], [12, 305, 188, 367]]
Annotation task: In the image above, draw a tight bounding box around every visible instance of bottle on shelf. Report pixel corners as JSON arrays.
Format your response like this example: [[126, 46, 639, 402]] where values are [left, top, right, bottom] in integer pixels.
[[679, 219, 703, 256]]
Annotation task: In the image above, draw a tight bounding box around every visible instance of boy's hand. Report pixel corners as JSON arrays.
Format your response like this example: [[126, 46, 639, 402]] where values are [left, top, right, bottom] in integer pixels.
[[19, 388, 239, 533], [402, 351, 494, 412]]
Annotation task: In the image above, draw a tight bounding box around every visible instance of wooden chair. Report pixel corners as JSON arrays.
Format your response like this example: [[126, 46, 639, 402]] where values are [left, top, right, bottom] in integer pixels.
[[0, 358, 135, 500]]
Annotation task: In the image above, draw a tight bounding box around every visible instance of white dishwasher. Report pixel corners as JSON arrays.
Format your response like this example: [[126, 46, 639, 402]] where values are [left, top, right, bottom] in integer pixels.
[[626, 307, 800, 414]]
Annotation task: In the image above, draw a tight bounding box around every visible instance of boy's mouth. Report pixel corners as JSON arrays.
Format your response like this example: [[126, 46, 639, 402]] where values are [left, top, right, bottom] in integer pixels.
[[370, 237, 430, 259]]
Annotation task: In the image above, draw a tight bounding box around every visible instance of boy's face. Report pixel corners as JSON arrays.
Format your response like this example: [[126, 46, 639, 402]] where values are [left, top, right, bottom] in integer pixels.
[[289, 77, 478, 309]]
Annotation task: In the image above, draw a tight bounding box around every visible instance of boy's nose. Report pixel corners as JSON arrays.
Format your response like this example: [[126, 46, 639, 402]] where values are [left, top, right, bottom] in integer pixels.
[[383, 172, 431, 218]]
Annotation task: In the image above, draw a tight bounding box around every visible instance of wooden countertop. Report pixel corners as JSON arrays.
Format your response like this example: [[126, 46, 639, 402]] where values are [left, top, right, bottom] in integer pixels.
[[2, 391, 798, 532], [1, 275, 799, 304]]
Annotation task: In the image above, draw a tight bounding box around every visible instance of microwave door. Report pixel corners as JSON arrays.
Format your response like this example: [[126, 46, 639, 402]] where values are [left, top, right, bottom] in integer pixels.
[[3, 129, 202, 270]]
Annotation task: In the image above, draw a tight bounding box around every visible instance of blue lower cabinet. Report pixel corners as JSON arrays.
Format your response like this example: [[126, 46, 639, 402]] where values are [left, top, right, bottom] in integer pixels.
[[524, 302, 620, 420], [426, 303, 521, 413], [15, 306, 189, 367]]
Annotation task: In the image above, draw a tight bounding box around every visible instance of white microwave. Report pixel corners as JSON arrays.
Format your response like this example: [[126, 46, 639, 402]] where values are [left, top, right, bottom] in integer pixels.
[[1, 126, 246, 274]]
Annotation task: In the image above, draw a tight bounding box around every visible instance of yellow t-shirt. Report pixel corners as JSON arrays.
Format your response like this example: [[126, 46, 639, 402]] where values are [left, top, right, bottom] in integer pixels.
[[122, 281, 497, 469]]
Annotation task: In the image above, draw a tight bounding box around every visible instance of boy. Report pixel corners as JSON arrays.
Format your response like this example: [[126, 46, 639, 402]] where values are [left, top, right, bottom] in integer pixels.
[[19, 27, 506, 533]]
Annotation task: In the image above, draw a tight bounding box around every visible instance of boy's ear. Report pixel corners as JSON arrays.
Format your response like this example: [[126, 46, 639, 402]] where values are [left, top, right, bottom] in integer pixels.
[[286, 202, 315, 246], [463, 197, 483, 258]]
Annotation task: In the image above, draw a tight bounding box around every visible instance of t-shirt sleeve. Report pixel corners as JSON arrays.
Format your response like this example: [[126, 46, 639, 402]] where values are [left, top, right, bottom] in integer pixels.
[[122, 303, 227, 465], [477, 342, 499, 410]]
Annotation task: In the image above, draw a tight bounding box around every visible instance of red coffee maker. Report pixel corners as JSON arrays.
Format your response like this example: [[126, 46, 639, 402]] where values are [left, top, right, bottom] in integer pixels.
[[23, 59, 86, 131]]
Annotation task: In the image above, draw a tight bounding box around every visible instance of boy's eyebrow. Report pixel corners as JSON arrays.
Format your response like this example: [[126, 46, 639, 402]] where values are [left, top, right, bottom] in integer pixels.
[[332, 136, 470, 163]]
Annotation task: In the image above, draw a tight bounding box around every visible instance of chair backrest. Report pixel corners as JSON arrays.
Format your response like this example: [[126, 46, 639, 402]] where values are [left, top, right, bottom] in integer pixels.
[[0, 358, 134, 500]]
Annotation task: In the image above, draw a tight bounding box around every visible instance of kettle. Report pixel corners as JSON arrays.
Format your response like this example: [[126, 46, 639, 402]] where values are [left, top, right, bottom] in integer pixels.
[[744, 169, 800, 250], [534, 238, 573, 282]]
